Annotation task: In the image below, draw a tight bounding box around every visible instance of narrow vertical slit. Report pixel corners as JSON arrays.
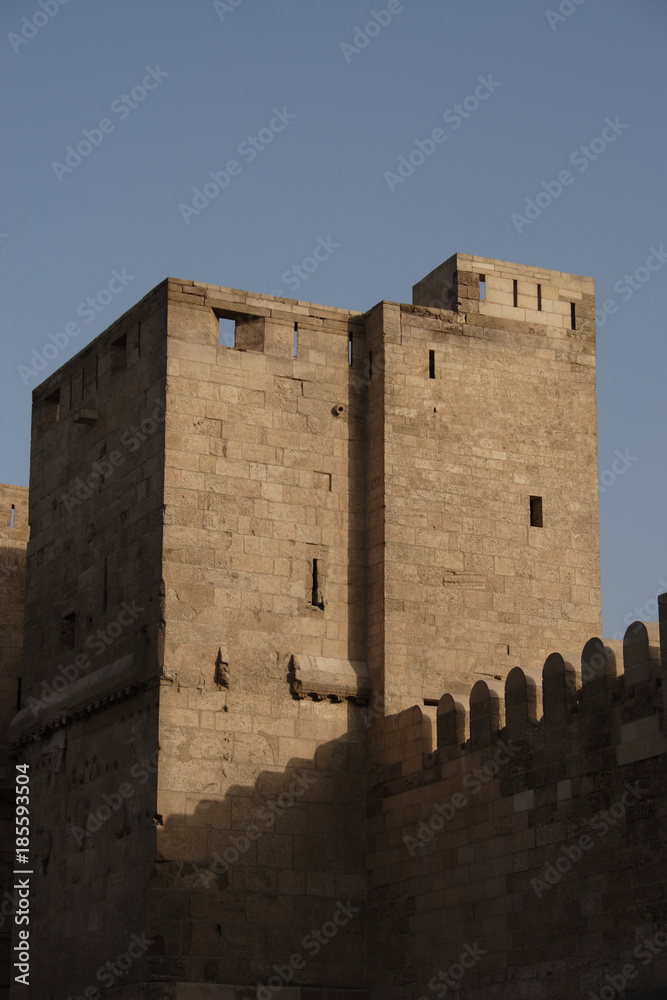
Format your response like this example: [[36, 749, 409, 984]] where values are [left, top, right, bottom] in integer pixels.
[[513, 279, 518, 308], [311, 559, 319, 608], [537, 284, 542, 312], [293, 323, 298, 358], [570, 302, 576, 329], [429, 350, 435, 379], [348, 331, 353, 366], [479, 275, 486, 300], [368, 351, 373, 379], [530, 496, 543, 528], [10, 505, 15, 529]]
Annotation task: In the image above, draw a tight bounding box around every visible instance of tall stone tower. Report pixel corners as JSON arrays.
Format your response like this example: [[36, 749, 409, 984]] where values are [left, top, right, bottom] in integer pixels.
[[7, 253, 601, 998]]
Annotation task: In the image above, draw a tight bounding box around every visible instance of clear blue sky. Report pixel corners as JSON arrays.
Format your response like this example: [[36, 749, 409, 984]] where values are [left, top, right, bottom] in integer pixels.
[[1, 0, 665, 639]]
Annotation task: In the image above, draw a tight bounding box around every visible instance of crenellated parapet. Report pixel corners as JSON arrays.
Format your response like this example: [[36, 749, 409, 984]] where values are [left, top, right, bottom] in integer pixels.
[[371, 604, 666, 781], [367, 602, 667, 1000]]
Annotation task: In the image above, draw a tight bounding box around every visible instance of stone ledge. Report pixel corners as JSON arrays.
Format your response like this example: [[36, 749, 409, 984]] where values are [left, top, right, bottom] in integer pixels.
[[289, 654, 370, 703]]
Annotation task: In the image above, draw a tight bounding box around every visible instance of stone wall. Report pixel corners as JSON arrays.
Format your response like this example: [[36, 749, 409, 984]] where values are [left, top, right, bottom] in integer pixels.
[[149, 281, 369, 989], [367, 609, 667, 1000], [2, 252, 613, 998], [7, 283, 168, 999]]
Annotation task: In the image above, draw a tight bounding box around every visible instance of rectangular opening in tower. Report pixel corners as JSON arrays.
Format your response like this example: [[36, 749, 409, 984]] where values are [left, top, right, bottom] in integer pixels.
[[310, 559, 324, 609], [570, 302, 577, 329], [44, 388, 60, 423], [60, 611, 76, 649], [218, 318, 236, 348], [537, 284, 542, 311], [10, 505, 15, 529], [110, 334, 127, 376], [530, 495, 543, 528], [513, 279, 518, 307], [479, 275, 486, 300], [293, 323, 298, 358], [348, 331, 353, 366], [429, 350, 435, 379]]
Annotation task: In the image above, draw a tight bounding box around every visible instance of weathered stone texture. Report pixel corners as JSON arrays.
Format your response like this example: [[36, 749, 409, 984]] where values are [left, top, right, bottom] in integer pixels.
[[367, 617, 667, 999], [4, 252, 657, 1000]]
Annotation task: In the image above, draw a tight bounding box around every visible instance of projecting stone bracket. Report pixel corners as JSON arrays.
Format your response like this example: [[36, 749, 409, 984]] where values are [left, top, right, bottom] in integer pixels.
[[288, 654, 371, 703]]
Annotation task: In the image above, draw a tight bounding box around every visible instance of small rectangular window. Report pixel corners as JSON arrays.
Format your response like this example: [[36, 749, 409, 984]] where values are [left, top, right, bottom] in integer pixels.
[[10, 505, 15, 529], [348, 331, 353, 366], [513, 279, 518, 308], [570, 302, 576, 329], [60, 611, 76, 649], [218, 318, 236, 348], [310, 559, 324, 609], [479, 275, 486, 300], [530, 495, 543, 528], [429, 350, 435, 379], [111, 334, 128, 376], [537, 284, 542, 311], [368, 351, 373, 380], [293, 323, 298, 358], [44, 389, 60, 423]]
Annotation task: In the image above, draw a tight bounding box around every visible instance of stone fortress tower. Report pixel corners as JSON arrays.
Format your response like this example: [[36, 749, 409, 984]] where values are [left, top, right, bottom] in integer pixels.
[[2, 254, 665, 1000]]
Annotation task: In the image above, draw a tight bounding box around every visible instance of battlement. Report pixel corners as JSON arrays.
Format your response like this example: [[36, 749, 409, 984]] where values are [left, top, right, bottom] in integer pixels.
[[373, 600, 667, 780], [413, 251, 595, 334], [367, 597, 667, 999]]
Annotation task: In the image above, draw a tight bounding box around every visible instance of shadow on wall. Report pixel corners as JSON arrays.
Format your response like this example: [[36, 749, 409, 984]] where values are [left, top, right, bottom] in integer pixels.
[[146, 709, 368, 992]]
